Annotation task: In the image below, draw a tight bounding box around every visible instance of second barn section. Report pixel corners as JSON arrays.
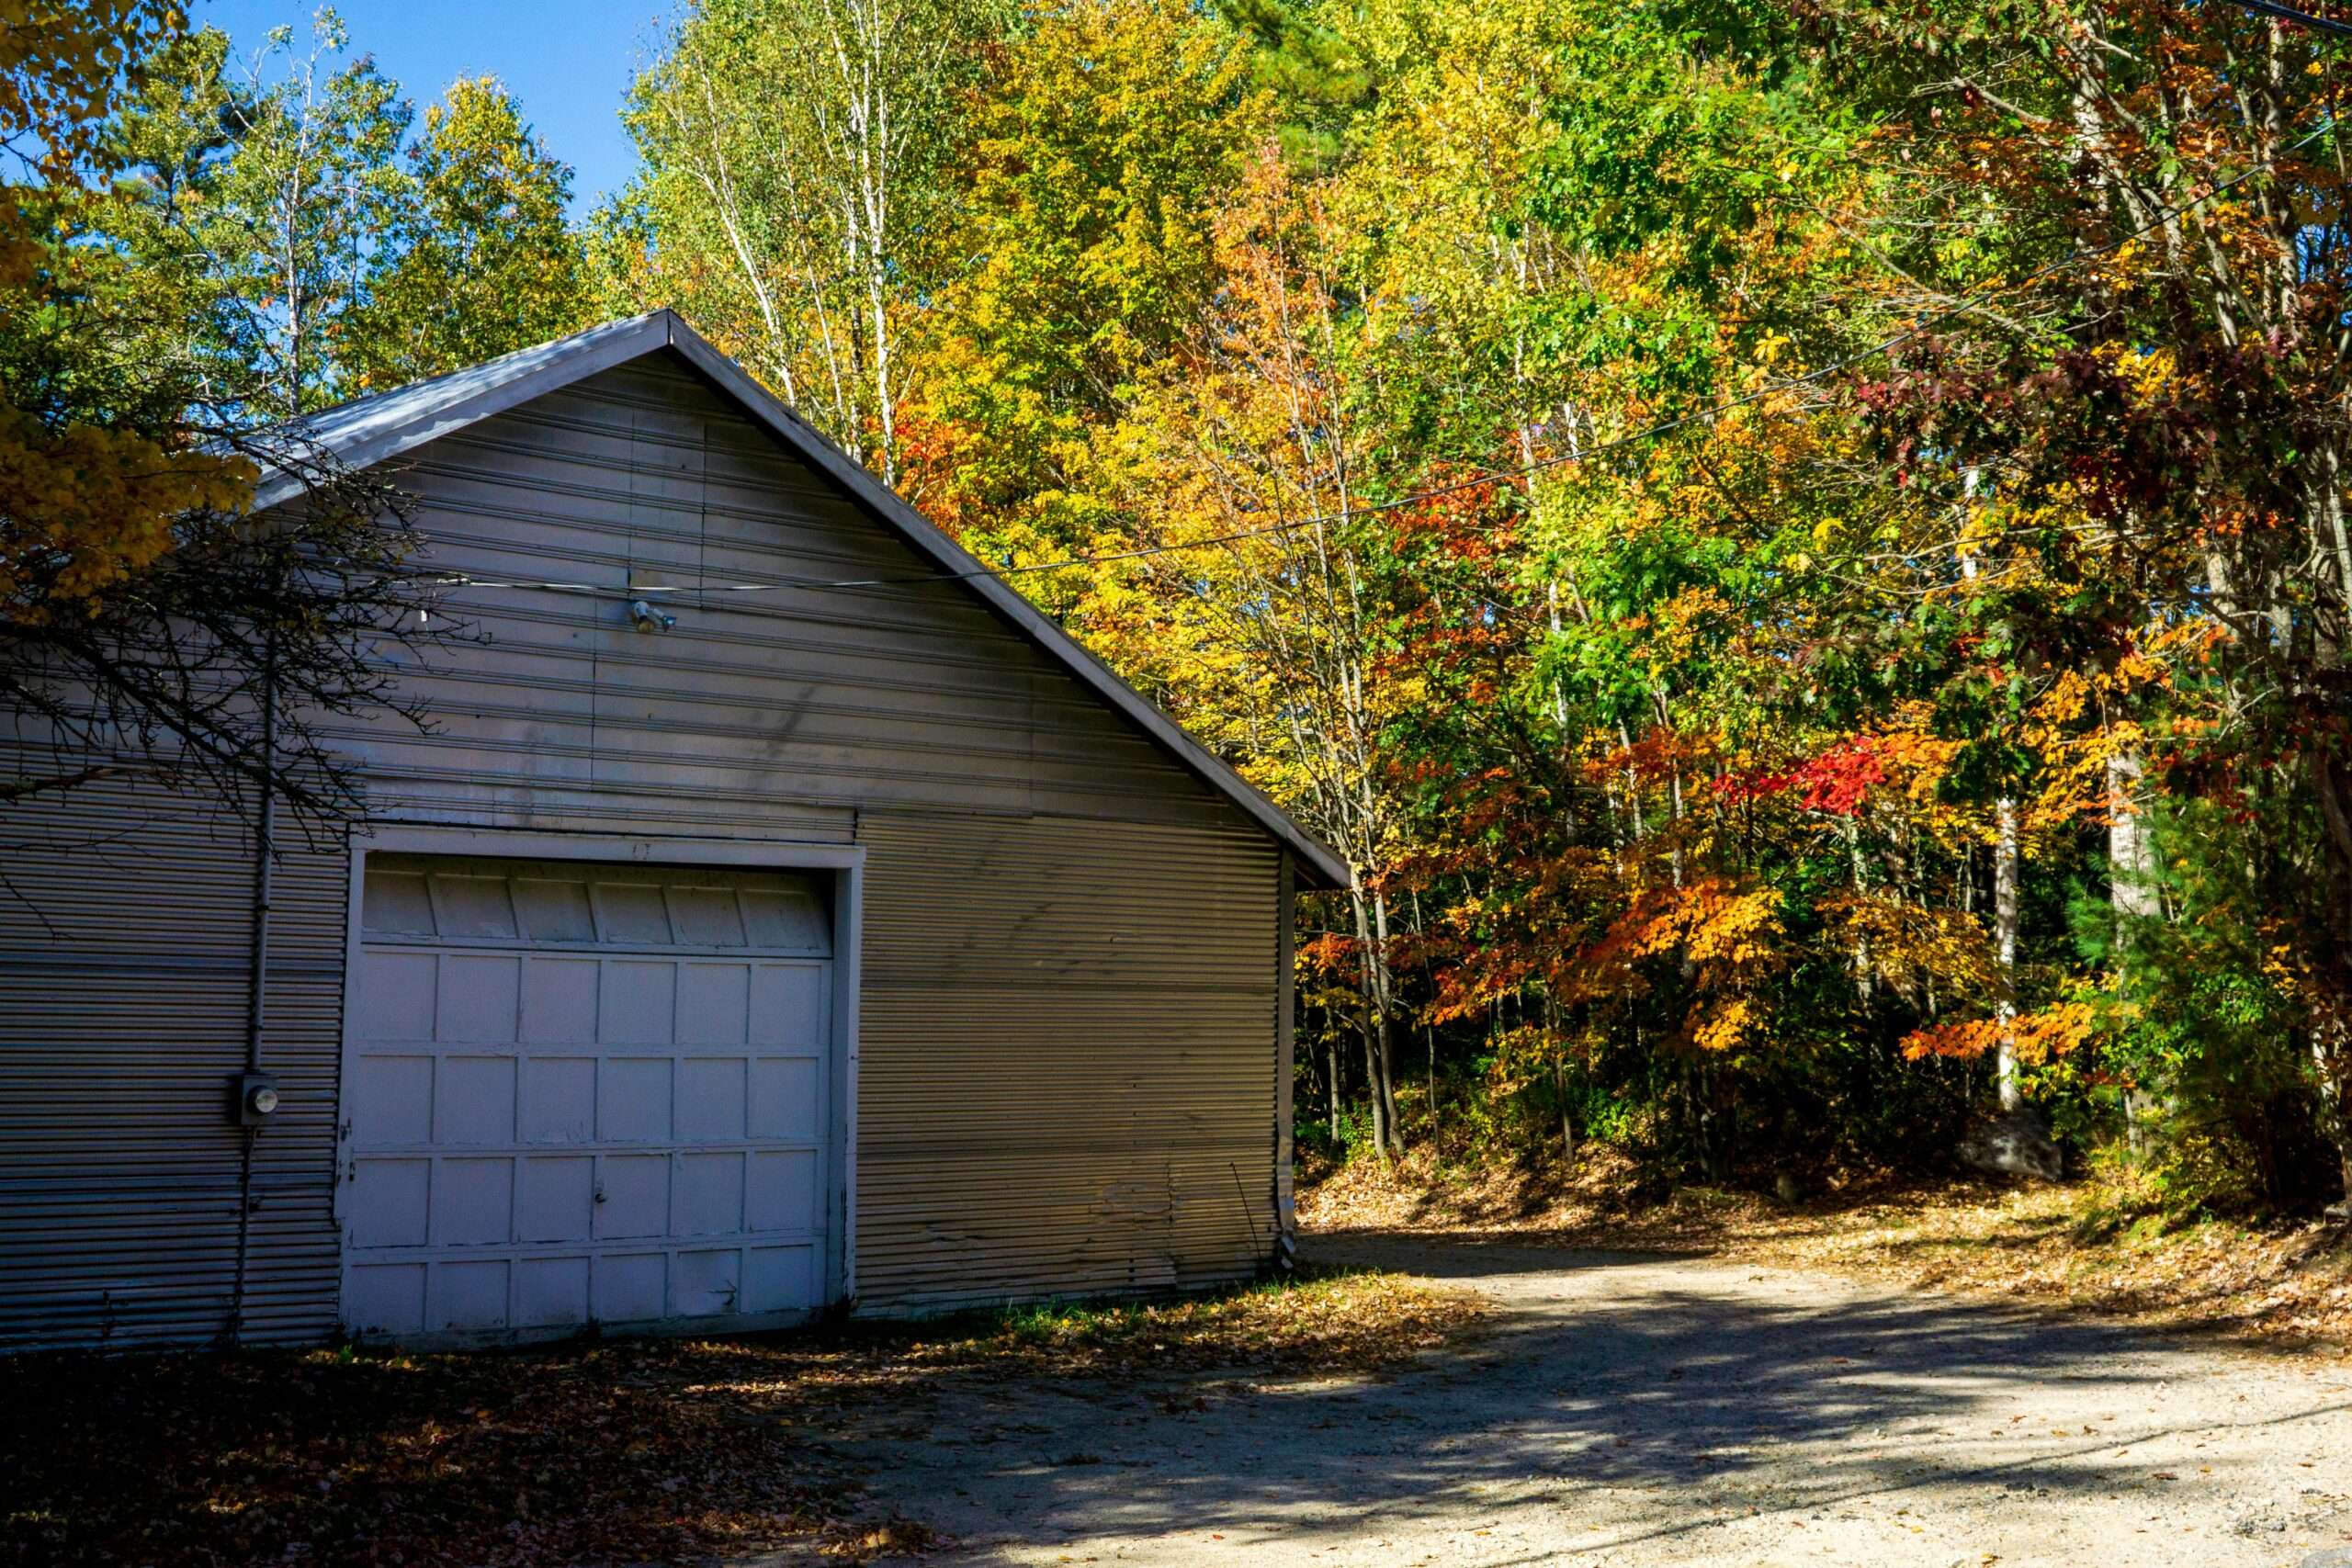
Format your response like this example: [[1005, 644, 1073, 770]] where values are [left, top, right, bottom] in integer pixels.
[[0, 310, 1348, 1351]]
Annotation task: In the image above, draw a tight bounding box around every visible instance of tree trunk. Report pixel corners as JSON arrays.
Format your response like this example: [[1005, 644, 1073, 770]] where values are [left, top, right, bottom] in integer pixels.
[[1350, 888, 1403, 1157], [1327, 1025, 1342, 1144], [1409, 888, 1439, 1128], [1994, 795, 2024, 1112], [1555, 1060, 1577, 1164], [2108, 747, 2161, 1154]]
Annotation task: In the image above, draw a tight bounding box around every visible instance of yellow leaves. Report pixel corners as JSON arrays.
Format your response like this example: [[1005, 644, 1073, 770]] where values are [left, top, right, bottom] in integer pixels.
[[0, 2, 184, 168], [1817, 889, 2000, 1006], [0, 405, 255, 612], [1647, 585, 1731, 664], [1689, 995, 1764, 1054], [1679, 882, 1784, 965]]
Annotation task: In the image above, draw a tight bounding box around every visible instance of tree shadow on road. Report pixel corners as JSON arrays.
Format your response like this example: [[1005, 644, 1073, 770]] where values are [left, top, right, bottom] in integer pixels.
[[858, 1232, 2352, 1563]]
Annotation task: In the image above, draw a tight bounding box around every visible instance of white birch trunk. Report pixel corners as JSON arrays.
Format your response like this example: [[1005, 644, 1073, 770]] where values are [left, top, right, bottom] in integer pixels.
[[1994, 797, 2023, 1112]]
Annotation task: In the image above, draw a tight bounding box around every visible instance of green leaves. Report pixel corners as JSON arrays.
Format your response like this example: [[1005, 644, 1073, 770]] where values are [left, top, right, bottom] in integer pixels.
[[341, 77, 593, 389]]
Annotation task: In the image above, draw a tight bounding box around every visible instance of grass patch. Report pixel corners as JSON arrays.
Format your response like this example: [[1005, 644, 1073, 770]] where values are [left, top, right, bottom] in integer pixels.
[[954, 1262, 1476, 1374], [0, 1266, 1477, 1567]]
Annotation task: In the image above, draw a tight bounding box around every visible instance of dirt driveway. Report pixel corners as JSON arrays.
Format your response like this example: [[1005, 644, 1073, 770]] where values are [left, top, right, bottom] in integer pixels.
[[789, 1232, 2352, 1567]]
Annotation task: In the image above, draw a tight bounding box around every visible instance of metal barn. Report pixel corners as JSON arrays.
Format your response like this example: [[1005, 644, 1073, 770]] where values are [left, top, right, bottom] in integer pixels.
[[0, 311, 1346, 1350]]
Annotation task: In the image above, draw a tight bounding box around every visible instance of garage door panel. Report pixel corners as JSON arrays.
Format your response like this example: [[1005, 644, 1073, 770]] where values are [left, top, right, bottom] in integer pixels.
[[521, 957, 599, 1042], [746, 1245, 816, 1312], [600, 1058, 673, 1141], [750, 1056, 821, 1140], [748, 1149, 819, 1231], [434, 1259, 510, 1329], [669, 886, 747, 946], [435, 1157, 515, 1246], [514, 877, 594, 941], [431, 874, 519, 939], [675, 1248, 741, 1315], [437, 1056, 516, 1144], [679, 963, 752, 1044], [363, 867, 435, 935], [351, 1159, 431, 1248], [601, 961, 676, 1045], [517, 1257, 590, 1325], [520, 1058, 595, 1142], [592, 882, 672, 944], [751, 966, 827, 1046], [347, 1263, 427, 1336], [595, 1154, 670, 1239], [439, 954, 522, 1043], [345, 854, 837, 1339], [678, 1058, 748, 1139], [743, 888, 828, 950], [519, 1156, 595, 1241], [594, 1253, 666, 1320], [359, 952, 437, 1042], [355, 1055, 434, 1145], [682, 1152, 749, 1235]]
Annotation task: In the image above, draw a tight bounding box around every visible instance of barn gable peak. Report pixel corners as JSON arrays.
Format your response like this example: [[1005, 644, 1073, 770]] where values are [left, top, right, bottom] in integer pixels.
[[252, 310, 1349, 890]]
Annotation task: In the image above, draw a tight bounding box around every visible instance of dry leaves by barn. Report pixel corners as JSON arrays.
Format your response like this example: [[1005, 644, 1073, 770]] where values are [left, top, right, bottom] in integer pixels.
[[0, 1268, 1478, 1566], [1303, 1145, 2352, 1352]]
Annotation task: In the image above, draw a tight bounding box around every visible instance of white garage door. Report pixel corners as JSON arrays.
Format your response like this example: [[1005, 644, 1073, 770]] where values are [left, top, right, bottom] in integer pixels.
[[341, 854, 837, 1340]]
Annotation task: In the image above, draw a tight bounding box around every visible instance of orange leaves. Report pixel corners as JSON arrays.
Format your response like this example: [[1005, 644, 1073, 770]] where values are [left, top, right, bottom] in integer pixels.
[[1297, 931, 1362, 979], [1585, 876, 1783, 974], [1899, 1002, 2097, 1064], [0, 2, 184, 186], [1563, 876, 1789, 1054], [1659, 879, 1784, 966]]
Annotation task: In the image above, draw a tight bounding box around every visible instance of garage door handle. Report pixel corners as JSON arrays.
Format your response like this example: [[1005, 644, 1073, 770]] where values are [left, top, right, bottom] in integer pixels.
[[594, 1184, 607, 1204]]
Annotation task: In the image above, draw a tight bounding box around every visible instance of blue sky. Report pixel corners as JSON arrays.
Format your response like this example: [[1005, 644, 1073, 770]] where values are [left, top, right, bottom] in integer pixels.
[[198, 1, 668, 216]]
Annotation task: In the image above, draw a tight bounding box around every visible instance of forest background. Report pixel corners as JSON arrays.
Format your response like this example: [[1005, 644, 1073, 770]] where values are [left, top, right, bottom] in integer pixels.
[[9, 0, 2352, 1221]]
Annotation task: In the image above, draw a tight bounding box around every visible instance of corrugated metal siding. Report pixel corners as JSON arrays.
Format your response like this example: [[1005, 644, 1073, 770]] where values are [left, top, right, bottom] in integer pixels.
[[854, 813, 1277, 1313], [333, 358, 1238, 834], [0, 349, 1285, 1347], [0, 759, 346, 1349]]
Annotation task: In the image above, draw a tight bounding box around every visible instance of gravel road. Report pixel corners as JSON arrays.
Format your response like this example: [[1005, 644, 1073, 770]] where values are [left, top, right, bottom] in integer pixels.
[[809, 1232, 2352, 1567]]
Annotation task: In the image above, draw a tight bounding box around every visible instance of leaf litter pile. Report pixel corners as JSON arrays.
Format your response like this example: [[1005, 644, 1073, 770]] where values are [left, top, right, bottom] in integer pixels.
[[0, 1267, 1476, 1566], [1304, 1145, 2352, 1352]]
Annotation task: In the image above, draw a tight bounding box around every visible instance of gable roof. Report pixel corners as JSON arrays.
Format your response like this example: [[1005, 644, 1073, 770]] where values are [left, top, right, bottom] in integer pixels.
[[254, 309, 1351, 891]]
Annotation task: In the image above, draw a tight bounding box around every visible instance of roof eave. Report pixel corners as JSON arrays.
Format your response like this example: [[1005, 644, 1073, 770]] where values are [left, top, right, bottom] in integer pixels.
[[247, 313, 674, 513]]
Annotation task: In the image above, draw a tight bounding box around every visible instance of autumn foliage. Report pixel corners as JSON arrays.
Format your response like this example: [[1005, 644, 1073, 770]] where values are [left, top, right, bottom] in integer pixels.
[[12, 0, 2352, 1208]]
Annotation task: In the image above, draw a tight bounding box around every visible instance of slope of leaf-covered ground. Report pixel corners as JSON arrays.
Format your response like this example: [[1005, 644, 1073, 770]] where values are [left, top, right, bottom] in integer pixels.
[[0, 1268, 1477, 1566], [1302, 1147, 2352, 1354]]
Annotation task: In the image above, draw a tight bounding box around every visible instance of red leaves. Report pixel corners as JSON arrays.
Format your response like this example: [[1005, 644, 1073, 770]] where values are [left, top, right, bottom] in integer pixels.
[[1719, 735, 1886, 815]]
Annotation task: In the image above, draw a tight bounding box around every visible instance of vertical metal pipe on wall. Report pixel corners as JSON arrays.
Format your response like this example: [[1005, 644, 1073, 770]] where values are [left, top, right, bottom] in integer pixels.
[[228, 625, 278, 1344]]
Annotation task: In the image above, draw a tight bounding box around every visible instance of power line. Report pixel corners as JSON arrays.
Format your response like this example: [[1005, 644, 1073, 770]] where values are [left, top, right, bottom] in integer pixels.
[[2225, 0, 2352, 40], [413, 120, 2333, 606]]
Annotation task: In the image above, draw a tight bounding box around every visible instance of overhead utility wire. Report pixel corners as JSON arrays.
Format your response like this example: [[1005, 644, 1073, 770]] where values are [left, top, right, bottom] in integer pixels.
[[2225, 0, 2352, 39], [414, 120, 2334, 604]]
